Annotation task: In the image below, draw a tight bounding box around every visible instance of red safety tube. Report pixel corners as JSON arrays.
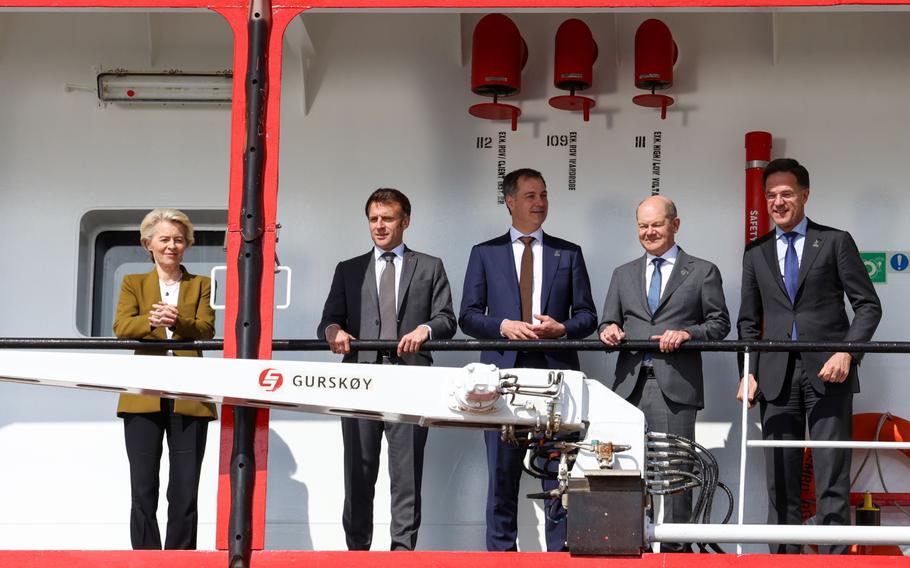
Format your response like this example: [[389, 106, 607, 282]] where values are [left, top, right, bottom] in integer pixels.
[[745, 131, 772, 243]]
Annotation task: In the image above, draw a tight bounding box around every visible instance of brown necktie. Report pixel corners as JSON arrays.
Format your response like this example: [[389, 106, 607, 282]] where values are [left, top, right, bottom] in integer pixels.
[[519, 236, 535, 324]]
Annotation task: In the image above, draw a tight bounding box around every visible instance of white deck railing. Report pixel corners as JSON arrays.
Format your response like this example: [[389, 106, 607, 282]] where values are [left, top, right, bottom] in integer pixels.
[[730, 351, 910, 553]]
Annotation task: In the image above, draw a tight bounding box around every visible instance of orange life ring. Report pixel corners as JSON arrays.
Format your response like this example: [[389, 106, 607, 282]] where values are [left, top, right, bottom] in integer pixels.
[[853, 413, 910, 460], [798, 413, 910, 555]]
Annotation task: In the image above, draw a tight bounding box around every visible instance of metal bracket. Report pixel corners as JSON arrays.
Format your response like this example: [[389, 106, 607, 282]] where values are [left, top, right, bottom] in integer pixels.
[[274, 266, 292, 310], [209, 265, 292, 310], [210, 265, 227, 310]]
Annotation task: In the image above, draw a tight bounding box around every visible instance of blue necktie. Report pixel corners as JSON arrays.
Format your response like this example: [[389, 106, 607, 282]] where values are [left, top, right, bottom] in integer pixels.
[[648, 257, 664, 314], [783, 231, 799, 340], [645, 258, 664, 365]]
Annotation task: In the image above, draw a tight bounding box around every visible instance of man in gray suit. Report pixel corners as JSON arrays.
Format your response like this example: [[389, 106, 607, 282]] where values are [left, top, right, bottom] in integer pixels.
[[737, 159, 881, 554], [317, 188, 457, 551], [599, 195, 730, 549]]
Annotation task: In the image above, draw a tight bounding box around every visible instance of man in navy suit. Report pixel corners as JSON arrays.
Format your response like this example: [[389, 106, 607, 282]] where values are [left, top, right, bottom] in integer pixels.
[[460, 168, 597, 552]]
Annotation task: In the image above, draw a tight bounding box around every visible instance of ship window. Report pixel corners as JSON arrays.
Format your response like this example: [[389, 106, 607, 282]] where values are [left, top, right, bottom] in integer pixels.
[[76, 209, 227, 337]]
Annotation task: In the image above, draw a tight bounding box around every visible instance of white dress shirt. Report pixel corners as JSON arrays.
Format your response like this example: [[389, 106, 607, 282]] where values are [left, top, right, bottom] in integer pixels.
[[510, 226, 544, 325], [374, 243, 405, 307], [645, 244, 679, 298], [775, 216, 808, 275]]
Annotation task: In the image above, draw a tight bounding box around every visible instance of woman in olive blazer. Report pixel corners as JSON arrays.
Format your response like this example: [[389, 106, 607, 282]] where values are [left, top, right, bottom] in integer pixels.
[[113, 208, 216, 550]]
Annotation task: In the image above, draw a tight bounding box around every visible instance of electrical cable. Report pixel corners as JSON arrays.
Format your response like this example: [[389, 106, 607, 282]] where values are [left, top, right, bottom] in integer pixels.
[[662, 432, 726, 525], [645, 431, 735, 553], [650, 438, 712, 524]]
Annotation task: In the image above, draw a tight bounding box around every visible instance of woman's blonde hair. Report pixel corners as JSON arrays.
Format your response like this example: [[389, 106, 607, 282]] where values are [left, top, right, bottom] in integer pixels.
[[139, 209, 195, 259]]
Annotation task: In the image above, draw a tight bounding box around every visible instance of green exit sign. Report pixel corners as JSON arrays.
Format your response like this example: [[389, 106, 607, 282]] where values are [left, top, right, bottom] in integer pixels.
[[861, 252, 887, 283]]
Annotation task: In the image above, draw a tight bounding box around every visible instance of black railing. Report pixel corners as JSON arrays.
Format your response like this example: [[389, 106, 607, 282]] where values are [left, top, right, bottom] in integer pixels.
[[1, 338, 910, 353]]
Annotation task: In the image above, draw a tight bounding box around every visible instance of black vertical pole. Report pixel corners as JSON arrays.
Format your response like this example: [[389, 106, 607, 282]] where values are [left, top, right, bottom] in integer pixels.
[[229, 1, 270, 567]]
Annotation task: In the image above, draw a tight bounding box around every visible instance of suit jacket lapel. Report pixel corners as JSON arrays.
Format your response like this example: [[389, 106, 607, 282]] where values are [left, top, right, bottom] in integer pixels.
[[397, 249, 417, 310], [656, 249, 692, 313], [498, 232, 521, 304], [174, 269, 198, 340], [359, 251, 379, 324], [637, 256, 651, 316], [175, 271, 190, 337], [796, 221, 823, 296], [541, 233, 561, 312], [761, 233, 789, 299]]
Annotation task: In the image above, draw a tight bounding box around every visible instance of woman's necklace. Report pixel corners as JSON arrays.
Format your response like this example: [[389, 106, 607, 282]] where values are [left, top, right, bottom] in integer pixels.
[[160, 274, 182, 298]]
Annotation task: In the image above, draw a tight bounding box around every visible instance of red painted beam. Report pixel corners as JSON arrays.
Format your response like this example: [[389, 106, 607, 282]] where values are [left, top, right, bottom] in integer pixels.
[[294, 0, 910, 7], [3, 0, 910, 11], [213, 4, 305, 552], [2, 551, 909, 568], [212, 5, 269, 551], [212, 3, 305, 552], [215, 400, 271, 550]]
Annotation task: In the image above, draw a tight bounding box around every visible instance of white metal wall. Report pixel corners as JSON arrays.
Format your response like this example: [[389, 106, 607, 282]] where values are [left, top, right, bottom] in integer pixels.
[[1, 9, 909, 553]]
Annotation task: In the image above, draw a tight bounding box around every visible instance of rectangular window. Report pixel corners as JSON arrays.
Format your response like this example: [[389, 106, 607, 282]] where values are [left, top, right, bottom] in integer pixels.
[[76, 209, 227, 337], [92, 230, 226, 337]]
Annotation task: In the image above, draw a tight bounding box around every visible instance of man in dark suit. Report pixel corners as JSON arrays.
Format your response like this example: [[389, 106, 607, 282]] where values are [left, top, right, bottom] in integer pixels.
[[317, 188, 457, 551], [460, 168, 597, 552], [599, 195, 730, 550], [736, 158, 882, 554]]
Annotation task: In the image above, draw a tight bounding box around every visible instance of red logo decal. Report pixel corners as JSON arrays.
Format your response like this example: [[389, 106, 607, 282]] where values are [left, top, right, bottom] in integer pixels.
[[259, 368, 284, 392]]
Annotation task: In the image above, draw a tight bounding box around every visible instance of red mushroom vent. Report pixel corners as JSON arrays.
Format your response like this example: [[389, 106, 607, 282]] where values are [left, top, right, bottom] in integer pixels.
[[549, 18, 598, 121], [469, 14, 528, 131], [632, 19, 678, 120]]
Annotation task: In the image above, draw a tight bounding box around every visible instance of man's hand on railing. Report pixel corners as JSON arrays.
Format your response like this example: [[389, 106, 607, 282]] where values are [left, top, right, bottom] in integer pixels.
[[818, 352, 852, 383], [599, 323, 625, 346], [325, 324, 354, 355], [397, 326, 430, 356], [737, 373, 758, 408], [650, 329, 692, 353]]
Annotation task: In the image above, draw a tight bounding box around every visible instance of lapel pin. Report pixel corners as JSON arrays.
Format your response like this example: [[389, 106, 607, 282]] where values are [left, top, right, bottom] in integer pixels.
[[813, 240, 820, 248], [681, 269, 688, 276], [554, 250, 561, 257]]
